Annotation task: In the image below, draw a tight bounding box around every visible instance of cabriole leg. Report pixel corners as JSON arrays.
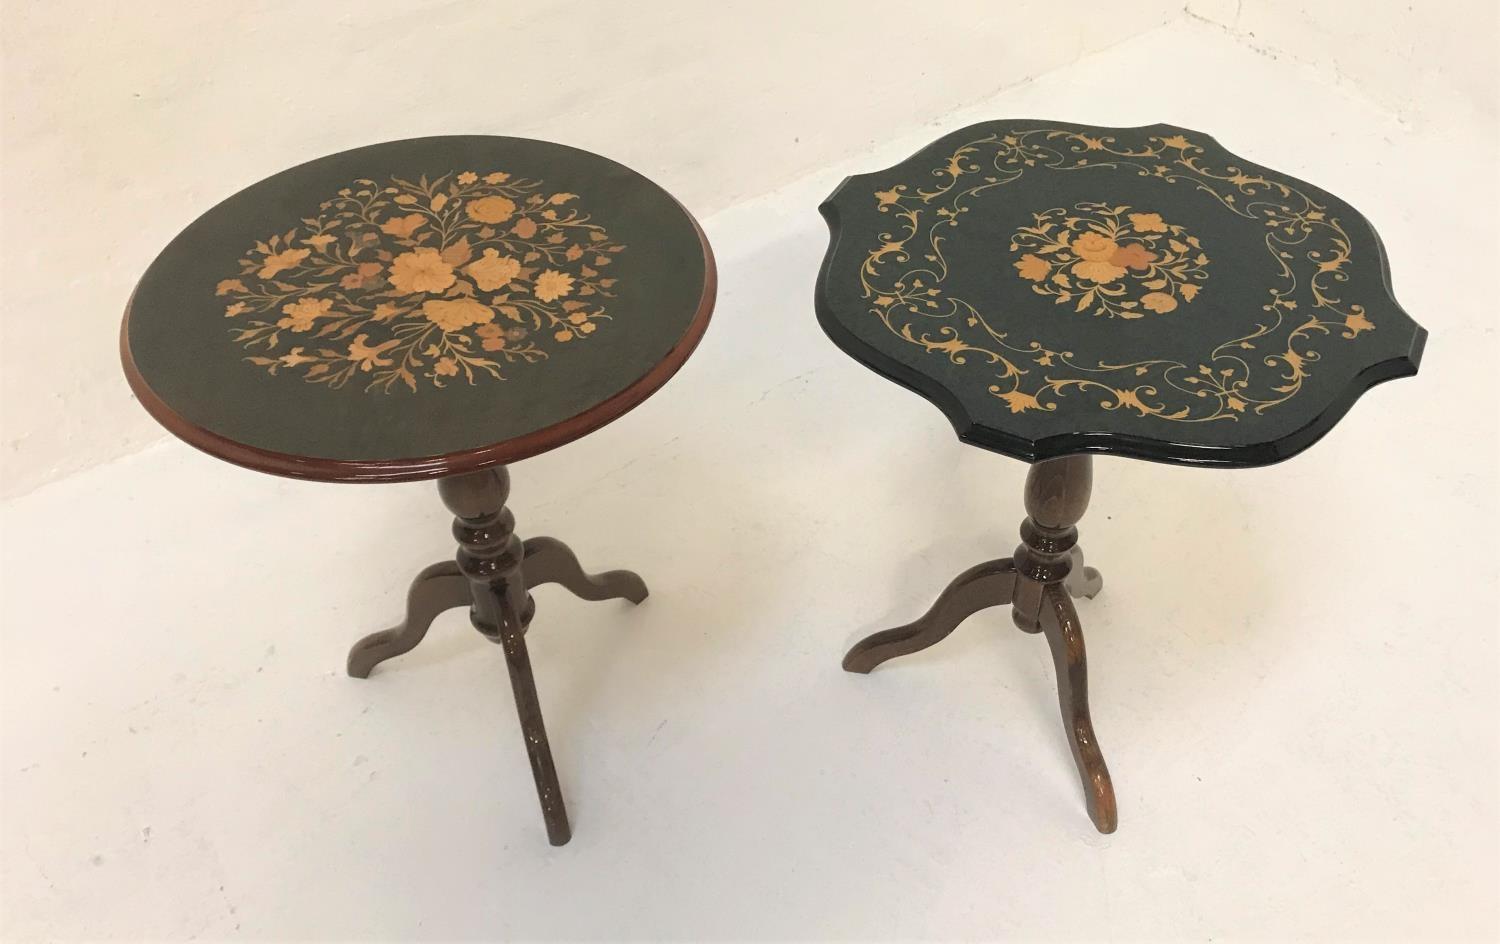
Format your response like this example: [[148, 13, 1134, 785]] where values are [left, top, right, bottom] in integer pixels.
[[347, 561, 471, 678], [842, 560, 1016, 673], [522, 535, 648, 604]]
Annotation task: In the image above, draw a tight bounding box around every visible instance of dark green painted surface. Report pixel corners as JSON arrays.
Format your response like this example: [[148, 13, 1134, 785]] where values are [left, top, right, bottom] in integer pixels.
[[817, 120, 1426, 467], [127, 136, 706, 463]]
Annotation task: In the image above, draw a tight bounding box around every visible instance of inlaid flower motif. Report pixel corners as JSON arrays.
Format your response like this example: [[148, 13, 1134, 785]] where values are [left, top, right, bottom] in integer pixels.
[[466, 249, 522, 291], [278, 296, 334, 331], [533, 269, 575, 302], [340, 261, 385, 291], [1109, 243, 1155, 270], [476, 323, 508, 351], [1010, 202, 1209, 319], [1014, 253, 1051, 281], [1141, 292, 1178, 313], [388, 248, 456, 295], [220, 169, 627, 391], [1071, 232, 1118, 262], [1072, 259, 1128, 284], [421, 297, 494, 331], [466, 195, 516, 224]]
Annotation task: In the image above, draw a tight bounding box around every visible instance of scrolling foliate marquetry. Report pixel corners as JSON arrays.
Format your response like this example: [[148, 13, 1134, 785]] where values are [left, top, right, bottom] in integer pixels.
[[217, 171, 627, 392], [862, 130, 1375, 422]]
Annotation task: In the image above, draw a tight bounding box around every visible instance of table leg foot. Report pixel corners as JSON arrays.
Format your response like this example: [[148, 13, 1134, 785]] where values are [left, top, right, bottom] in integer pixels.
[[522, 536, 648, 605], [1064, 546, 1103, 600], [843, 559, 1016, 673], [347, 561, 471, 678], [1041, 583, 1117, 833]]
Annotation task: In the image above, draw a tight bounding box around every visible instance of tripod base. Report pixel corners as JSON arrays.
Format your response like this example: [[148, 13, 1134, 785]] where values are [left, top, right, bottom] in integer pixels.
[[346, 468, 646, 845], [842, 455, 1117, 834]]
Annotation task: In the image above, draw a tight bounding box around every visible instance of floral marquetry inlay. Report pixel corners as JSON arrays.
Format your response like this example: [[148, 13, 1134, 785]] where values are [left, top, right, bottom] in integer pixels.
[[861, 129, 1379, 423], [218, 171, 627, 392], [1011, 203, 1208, 318]]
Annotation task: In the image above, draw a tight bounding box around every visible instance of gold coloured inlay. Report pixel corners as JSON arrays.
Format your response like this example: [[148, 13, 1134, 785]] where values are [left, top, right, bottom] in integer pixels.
[[218, 171, 625, 392], [863, 130, 1374, 421], [1011, 203, 1208, 318]]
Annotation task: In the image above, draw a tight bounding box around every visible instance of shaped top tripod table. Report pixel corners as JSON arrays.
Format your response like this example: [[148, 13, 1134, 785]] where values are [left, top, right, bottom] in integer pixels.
[[816, 120, 1426, 833], [121, 135, 716, 845]]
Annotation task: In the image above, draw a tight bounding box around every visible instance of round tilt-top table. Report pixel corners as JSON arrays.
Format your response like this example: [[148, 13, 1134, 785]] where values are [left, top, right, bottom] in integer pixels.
[[816, 119, 1426, 833], [122, 135, 716, 845]]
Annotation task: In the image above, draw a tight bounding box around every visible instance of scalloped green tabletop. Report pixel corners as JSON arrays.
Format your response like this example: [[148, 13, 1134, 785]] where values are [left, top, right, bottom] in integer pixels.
[[817, 120, 1425, 467]]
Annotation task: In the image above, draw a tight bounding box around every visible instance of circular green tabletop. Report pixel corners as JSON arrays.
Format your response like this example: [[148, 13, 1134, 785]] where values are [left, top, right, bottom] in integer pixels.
[[123, 136, 715, 482], [816, 120, 1426, 467]]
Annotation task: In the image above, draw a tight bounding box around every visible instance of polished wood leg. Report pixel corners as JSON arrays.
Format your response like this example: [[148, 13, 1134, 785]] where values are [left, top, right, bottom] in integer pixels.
[[842, 560, 1015, 673], [346, 561, 471, 678], [522, 535, 648, 604], [491, 589, 571, 846], [440, 467, 571, 846], [842, 454, 1117, 833], [1039, 582, 1116, 833]]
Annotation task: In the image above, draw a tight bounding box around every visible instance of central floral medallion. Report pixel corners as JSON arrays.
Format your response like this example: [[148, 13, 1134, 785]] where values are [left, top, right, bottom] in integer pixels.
[[217, 171, 626, 392], [1010, 202, 1208, 319]]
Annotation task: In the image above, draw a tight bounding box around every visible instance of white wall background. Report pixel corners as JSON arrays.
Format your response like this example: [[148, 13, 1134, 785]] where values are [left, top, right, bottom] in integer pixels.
[[1187, 0, 1497, 123]]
